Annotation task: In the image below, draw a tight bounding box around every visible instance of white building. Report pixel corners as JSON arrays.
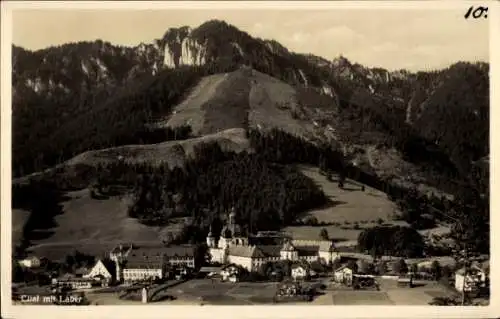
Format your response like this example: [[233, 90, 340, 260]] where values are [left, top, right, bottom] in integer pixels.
[[83, 259, 115, 287], [207, 208, 340, 272], [455, 264, 488, 293], [110, 244, 196, 283], [291, 264, 310, 281], [334, 265, 355, 285], [18, 256, 41, 268], [221, 265, 240, 282]]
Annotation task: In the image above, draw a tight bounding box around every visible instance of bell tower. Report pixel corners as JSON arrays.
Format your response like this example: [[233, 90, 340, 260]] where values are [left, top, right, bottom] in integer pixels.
[[206, 225, 215, 248]]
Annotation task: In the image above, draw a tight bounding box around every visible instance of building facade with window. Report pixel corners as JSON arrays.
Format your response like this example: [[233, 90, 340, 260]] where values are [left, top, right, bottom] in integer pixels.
[[207, 208, 340, 272], [109, 244, 195, 283]]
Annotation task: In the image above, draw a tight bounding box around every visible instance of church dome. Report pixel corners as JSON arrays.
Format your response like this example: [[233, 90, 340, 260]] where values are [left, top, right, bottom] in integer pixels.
[[221, 226, 232, 238], [232, 224, 242, 236]]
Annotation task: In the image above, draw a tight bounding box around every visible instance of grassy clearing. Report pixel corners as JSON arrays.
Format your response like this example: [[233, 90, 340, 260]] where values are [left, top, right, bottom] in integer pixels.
[[171, 279, 277, 305], [331, 291, 394, 305], [379, 278, 454, 305], [248, 70, 315, 138], [201, 70, 251, 135], [284, 165, 406, 241], [165, 73, 229, 135], [15, 189, 183, 258]]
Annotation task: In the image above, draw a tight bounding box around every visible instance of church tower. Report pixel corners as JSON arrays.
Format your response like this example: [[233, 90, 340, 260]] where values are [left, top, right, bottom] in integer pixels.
[[280, 239, 298, 261], [228, 207, 237, 234], [206, 225, 216, 248]]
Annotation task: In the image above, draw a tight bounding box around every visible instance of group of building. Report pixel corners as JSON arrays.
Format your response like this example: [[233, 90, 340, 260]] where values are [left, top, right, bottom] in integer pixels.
[[17, 244, 197, 290], [206, 207, 340, 272], [15, 207, 490, 295]]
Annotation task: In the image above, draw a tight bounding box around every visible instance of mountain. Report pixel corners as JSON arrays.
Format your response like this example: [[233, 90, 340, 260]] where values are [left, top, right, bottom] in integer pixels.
[[12, 19, 489, 198]]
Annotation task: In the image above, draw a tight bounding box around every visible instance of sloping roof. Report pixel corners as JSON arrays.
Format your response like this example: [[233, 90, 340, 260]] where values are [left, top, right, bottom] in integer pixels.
[[228, 245, 259, 258], [96, 258, 116, 274], [255, 245, 282, 258], [456, 265, 485, 276], [75, 267, 90, 276], [295, 246, 319, 257], [58, 273, 75, 281], [127, 245, 195, 259], [200, 267, 222, 273], [164, 246, 195, 258], [128, 247, 165, 259], [125, 254, 164, 269], [318, 241, 336, 252], [334, 265, 354, 273], [291, 240, 335, 252]]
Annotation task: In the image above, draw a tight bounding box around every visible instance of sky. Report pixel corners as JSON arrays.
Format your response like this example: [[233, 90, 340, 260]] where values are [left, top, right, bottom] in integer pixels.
[[11, 7, 489, 71]]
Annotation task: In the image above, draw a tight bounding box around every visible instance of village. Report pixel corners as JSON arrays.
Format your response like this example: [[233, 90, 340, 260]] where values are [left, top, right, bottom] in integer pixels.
[[12, 207, 490, 306]]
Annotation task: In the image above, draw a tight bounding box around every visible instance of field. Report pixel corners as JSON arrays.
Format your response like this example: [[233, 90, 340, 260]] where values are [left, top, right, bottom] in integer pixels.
[[169, 279, 279, 305], [13, 189, 184, 258], [378, 278, 455, 305], [284, 165, 406, 242], [12, 208, 31, 247], [331, 290, 394, 305]]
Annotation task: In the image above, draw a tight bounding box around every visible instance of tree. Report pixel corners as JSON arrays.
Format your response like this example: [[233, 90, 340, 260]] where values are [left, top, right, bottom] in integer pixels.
[[375, 260, 388, 275], [319, 228, 329, 240], [410, 263, 419, 274], [332, 259, 342, 271], [346, 260, 358, 273], [393, 258, 408, 275], [358, 260, 375, 274], [12, 260, 25, 283], [430, 260, 442, 280]]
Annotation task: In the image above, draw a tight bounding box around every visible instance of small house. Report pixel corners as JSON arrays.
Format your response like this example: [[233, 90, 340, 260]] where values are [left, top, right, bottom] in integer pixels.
[[397, 275, 414, 288], [334, 265, 355, 286], [54, 274, 93, 290], [455, 265, 488, 293], [221, 265, 240, 282], [18, 256, 41, 268], [83, 259, 115, 287], [291, 264, 310, 281]]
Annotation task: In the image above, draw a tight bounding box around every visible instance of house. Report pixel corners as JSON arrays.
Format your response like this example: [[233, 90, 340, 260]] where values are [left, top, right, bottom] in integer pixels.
[[221, 265, 240, 282], [334, 265, 355, 286], [207, 207, 340, 271], [74, 266, 90, 278], [227, 273, 239, 283], [18, 256, 41, 268], [455, 264, 488, 293], [110, 244, 196, 283], [122, 252, 165, 283], [397, 275, 414, 288], [173, 265, 191, 280], [83, 259, 115, 287], [164, 246, 196, 269], [54, 274, 93, 290], [291, 264, 310, 281]]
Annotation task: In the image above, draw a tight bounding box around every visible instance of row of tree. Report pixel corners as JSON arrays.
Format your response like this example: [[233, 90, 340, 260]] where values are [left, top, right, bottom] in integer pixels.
[[357, 226, 426, 258], [127, 141, 327, 233]]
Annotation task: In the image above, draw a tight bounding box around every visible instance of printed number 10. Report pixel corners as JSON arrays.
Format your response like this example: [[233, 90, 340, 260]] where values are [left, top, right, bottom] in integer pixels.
[[464, 6, 488, 19]]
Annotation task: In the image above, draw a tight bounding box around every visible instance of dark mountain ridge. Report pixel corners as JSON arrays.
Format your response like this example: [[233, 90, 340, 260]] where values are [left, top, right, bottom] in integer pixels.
[[12, 20, 489, 198]]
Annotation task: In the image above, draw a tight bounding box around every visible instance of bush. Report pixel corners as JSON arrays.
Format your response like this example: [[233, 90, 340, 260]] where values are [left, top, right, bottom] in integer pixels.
[[392, 258, 408, 275]]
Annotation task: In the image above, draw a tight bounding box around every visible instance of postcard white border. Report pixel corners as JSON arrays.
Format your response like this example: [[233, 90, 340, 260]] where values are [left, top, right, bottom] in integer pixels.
[[1, 1, 499, 318]]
